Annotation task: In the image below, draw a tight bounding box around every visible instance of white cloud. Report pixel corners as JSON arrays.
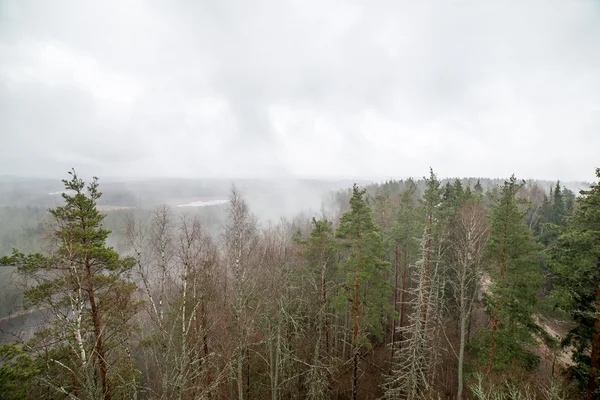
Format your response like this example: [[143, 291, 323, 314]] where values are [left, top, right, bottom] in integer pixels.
[[0, 0, 599, 181]]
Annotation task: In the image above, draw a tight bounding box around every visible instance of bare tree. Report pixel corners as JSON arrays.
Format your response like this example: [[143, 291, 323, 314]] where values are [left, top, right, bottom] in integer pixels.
[[124, 207, 225, 399], [445, 201, 489, 399], [223, 185, 260, 400], [384, 228, 443, 400]]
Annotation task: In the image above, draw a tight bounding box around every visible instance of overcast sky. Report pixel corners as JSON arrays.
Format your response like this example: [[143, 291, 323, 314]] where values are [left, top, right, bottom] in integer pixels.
[[1, 0, 599, 181]]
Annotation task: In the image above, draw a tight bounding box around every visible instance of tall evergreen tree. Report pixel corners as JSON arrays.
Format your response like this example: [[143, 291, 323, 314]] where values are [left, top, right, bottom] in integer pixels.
[[551, 181, 566, 226], [478, 175, 542, 373], [551, 168, 600, 399], [1, 170, 139, 400], [419, 168, 443, 327], [474, 179, 484, 196], [304, 218, 338, 399], [388, 181, 422, 357], [335, 184, 391, 400]]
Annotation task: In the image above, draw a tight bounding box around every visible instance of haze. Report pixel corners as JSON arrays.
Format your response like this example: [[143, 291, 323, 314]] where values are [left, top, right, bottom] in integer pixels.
[[1, 0, 599, 181]]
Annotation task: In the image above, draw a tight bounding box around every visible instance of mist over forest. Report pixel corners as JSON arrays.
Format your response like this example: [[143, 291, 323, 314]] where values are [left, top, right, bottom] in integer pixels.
[[2, 0, 600, 399], [1, 171, 599, 400]]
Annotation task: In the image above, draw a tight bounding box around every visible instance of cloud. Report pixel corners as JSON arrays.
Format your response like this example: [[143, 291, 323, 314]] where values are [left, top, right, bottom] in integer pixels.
[[1, 0, 599, 181]]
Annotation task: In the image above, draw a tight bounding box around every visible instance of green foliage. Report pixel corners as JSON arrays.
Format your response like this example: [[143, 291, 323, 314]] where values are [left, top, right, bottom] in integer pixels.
[[422, 168, 442, 221], [472, 326, 540, 372], [536, 181, 575, 245], [307, 217, 337, 271], [0, 344, 40, 400], [335, 184, 392, 342], [475, 179, 484, 195], [1, 170, 140, 399], [389, 181, 423, 272], [479, 175, 543, 372], [551, 168, 600, 393]]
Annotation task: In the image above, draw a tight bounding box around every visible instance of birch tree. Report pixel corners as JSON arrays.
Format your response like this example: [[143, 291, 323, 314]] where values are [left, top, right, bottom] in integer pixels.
[[125, 208, 224, 399], [223, 185, 260, 400]]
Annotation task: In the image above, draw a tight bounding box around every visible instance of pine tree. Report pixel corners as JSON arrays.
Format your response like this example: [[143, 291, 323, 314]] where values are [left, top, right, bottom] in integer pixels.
[[419, 168, 442, 328], [478, 175, 542, 373], [551, 168, 600, 399], [389, 181, 422, 358], [335, 184, 391, 400], [305, 217, 337, 399], [384, 171, 445, 399], [1, 170, 139, 400]]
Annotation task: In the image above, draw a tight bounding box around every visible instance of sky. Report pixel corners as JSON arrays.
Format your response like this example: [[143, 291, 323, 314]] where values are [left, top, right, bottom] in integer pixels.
[[0, 0, 599, 182]]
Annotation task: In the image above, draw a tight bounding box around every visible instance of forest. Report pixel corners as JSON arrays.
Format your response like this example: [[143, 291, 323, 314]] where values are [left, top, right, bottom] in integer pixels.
[[0, 167, 599, 400]]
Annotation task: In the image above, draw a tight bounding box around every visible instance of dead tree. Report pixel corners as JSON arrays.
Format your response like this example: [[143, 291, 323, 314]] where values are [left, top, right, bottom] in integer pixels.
[[384, 229, 443, 400], [445, 201, 488, 399]]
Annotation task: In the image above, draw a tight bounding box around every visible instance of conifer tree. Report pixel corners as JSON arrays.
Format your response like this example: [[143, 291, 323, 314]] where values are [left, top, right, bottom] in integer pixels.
[[420, 168, 443, 328], [385, 171, 445, 400], [551, 181, 566, 226], [478, 175, 542, 373], [335, 184, 391, 400], [304, 217, 338, 399], [1, 170, 139, 400], [474, 179, 484, 196], [384, 227, 443, 400], [551, 168, 600, 399], [389, 181, 422, 356]]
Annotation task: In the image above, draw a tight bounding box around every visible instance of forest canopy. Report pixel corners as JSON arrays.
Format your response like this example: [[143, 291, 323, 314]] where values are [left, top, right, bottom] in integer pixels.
[[1, 168, 599, 400]]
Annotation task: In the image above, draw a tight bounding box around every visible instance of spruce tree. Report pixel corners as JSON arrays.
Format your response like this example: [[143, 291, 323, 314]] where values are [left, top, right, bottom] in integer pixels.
[[551, 168, 600, 399], [335, 184, 391, 400], [474, 179, 484, 196], [551, 181, 566, 226]]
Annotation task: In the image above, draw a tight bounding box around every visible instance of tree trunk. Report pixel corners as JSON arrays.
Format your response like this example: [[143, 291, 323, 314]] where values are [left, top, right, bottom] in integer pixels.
[[201, 299, 209, 356], [85, 259, 110, 400], [237, 344, 245, 400], [353, 276, 360, 400], [487, 220, 507, 374], [70, 360, 79, 398], [399, 248, 408, 346], [246, 346, 251, 400], [422, 216, 432, 327], [457, 314, 467, 399], [322, 264, 330, 355], [391, 243, 399, 363]]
